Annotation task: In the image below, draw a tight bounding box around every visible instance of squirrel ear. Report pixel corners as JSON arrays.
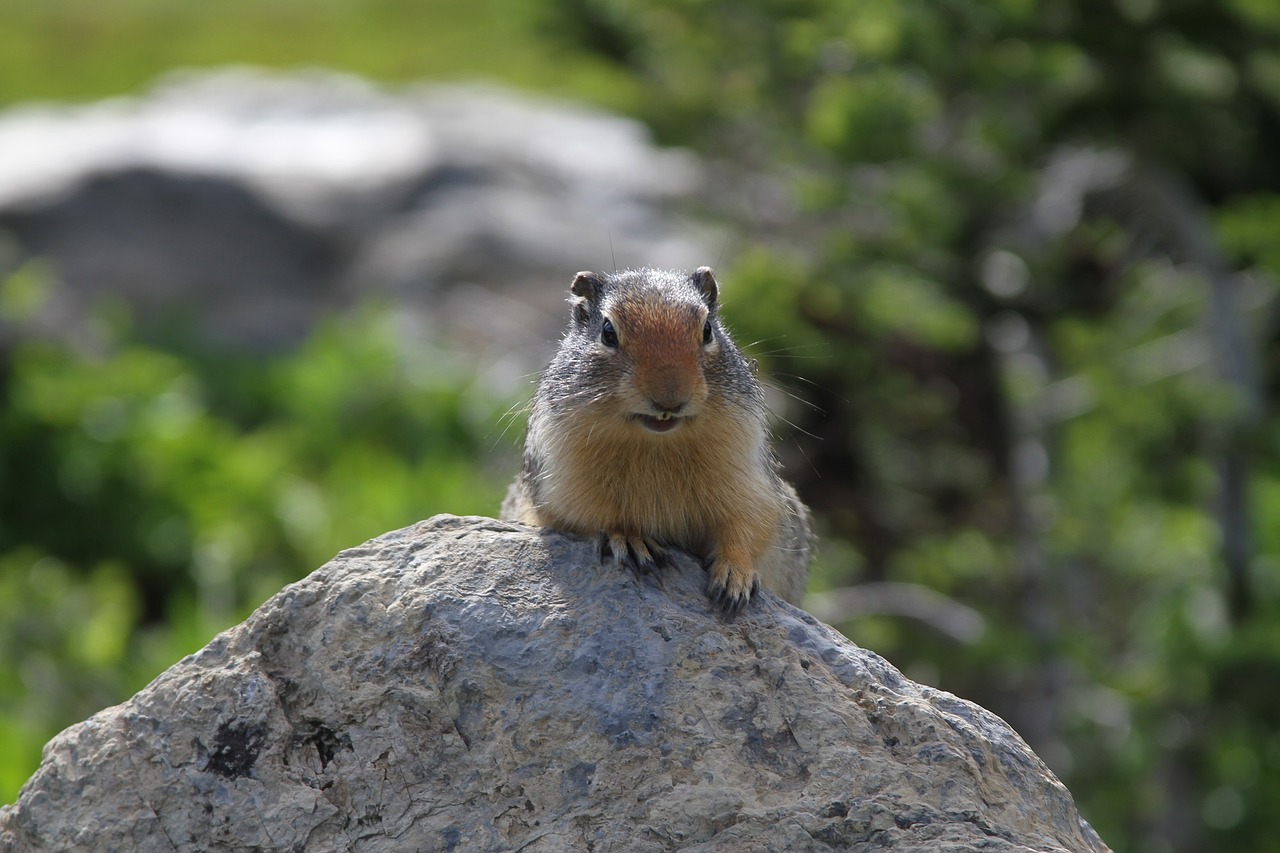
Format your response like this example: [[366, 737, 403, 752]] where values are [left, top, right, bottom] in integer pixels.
[[691, 266, 719, 310], [570, 271, 605, 324]]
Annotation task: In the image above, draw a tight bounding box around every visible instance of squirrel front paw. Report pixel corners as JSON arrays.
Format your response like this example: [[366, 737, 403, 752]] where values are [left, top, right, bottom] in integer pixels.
[[706, 557, 760, 618], [600, 531, 668, 578]]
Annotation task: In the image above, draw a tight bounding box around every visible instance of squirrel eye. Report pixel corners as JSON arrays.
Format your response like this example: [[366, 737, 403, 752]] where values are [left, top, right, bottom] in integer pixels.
[[600, 318, 619, 348], [702, 318, 714, 345]]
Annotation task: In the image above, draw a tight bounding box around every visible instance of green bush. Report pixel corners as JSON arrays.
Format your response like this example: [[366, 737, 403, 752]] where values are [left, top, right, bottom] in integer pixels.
[[553, 1, 1280, 849], [0, 274, 514, 803], [4, 2, 1280, 851]]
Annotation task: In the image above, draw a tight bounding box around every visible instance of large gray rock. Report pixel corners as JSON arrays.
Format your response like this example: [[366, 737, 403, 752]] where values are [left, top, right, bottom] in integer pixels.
[[0, 69, 715, 371], [0, 515, 1108, 852]]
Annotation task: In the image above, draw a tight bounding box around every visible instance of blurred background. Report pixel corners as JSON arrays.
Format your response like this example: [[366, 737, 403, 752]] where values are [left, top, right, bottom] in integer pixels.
[[2, 2, 1279, 851]]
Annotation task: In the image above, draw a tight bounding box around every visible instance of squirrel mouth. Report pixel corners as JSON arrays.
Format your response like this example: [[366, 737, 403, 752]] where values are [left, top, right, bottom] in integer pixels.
[[635, 412, 684, 434]]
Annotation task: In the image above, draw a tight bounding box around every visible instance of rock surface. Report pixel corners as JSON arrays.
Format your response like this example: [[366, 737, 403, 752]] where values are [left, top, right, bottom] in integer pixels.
[[0, 515, 1109, 852]]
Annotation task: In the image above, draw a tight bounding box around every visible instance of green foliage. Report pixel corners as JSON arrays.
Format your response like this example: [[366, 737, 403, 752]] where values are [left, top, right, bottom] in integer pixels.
[[5, 3, 1280, 851], [550, 1, 1280, 850], [1217, 193, 1280, 275], [807, 69, 939, 163], [0, 275, 513, 804], [0, 0, 641, 110]]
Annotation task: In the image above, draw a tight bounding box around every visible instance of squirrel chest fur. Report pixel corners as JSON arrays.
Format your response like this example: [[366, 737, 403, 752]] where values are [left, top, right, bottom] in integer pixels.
[[502, 266, 813, 615]]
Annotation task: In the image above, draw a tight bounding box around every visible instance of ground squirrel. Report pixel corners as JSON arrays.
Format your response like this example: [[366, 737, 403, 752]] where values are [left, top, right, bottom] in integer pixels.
[[502, 266, 813, 616]]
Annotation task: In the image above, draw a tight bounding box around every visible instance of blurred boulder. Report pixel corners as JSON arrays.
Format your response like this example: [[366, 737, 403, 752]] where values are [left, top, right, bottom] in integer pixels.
[[0, 515, 1108, 852], [0, 68, 715, 379]]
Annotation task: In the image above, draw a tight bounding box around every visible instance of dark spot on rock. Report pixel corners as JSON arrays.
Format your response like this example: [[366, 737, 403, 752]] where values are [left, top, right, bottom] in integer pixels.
[[198, 720, 268, 778], [955, 809, 1020, 842], [822, 801, 849, 818], [564, 762, 595, 800], [916, 743, 959, 765], [814, 823, 861, 846], [568, 654, 600, 675], [309, 724, 351, 769], [453, 680, 486, 749]]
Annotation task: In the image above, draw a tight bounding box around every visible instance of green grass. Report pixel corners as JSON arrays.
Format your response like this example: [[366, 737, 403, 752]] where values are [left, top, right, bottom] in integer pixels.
[[0, 0, 640, 110]]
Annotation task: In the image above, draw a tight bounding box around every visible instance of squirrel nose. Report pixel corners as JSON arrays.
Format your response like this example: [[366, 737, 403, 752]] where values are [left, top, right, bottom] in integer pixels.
[[642, 363, 696, 413]]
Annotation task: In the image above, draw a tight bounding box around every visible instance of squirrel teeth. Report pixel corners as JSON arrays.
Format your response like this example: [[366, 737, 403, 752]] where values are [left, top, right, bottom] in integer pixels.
[[636, 413, 682, 433]]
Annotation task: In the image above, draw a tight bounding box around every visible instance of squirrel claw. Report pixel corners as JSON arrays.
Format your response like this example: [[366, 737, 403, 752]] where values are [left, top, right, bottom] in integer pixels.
[[706, 562, 760, 619], [601, 532, 667, 584]]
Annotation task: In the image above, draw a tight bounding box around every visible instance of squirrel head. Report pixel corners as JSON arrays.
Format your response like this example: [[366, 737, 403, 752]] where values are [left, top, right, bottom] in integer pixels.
[[566, 267, 725, 436]]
